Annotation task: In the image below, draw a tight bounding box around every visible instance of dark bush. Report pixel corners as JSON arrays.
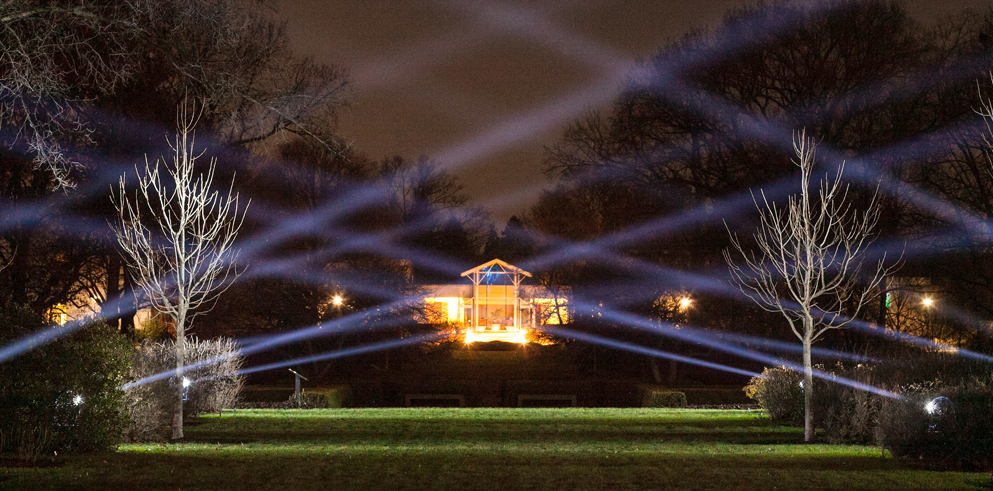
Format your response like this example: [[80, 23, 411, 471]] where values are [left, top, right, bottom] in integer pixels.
[[313, 386, 352, 408], [285, 386, 353, 409], [681, 387, 753, 406], [287, 391, 330, 409], [877, 380, 993, 471], [641, 389, 687, 408], [236, 386, 352, 409], [743, 366, 804, 423], [122, 341, 172, 442], [0, 304, 131, 461], [870, 354, 992, 388], [123, 336, 243, 442], [816, 364, 881, 444], [746, 356, 991, 454]]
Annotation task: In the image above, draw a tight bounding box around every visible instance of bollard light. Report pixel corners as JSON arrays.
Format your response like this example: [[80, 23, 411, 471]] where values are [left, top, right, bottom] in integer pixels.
[[925, 396, 951, 416]]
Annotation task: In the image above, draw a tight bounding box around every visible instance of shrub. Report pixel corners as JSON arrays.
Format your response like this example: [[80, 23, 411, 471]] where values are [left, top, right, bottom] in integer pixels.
[[122, 342, 173, 442], [817, 364, 881, 444], [877, 380, 993, 471], [312, 386, 352, 408], [184, 337, 244, 415], [236, 386, 352, 409], [743, 366, 804, 423], [0, 304, 131, 461], [287, 391, 330, 409], [680, 387, 753, 406], [123, 336, 243, 442], [641, 389, 687, 408]]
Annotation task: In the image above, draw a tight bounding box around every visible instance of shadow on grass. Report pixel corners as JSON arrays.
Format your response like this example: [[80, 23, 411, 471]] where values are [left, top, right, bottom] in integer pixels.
[[8, 447, 969, 491]]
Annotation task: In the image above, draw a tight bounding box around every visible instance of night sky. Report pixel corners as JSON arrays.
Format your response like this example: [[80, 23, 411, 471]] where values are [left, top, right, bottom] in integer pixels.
[[274, 0, 992, 223]]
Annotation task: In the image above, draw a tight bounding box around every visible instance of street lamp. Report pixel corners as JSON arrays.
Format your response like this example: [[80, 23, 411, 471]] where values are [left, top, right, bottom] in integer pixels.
[[679, 297, 692, 310], [922, 297, 934, 308]]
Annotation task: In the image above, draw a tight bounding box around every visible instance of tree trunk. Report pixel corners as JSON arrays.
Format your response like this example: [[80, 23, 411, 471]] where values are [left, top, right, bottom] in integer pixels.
[[650, 358, 662, 384], [105, 254, 129, 337], [120, 270, 136, 338], [172, 316, 185, 440], [803, 330, 814, 442]]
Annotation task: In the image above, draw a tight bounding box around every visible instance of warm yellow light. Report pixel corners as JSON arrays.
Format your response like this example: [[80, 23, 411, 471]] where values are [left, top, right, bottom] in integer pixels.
[[532, 298, 569, 324], [922, 297, 934, 308], [463, 328, 528, 344], [49, 304, 68, 326], [332, 295, 343, 307], [426, 297, 462, 322], [679, 297, 692, 310]]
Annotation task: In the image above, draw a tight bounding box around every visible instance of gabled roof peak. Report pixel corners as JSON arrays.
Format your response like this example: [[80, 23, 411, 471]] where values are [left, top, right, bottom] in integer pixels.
[[460, 258, 532, 277]]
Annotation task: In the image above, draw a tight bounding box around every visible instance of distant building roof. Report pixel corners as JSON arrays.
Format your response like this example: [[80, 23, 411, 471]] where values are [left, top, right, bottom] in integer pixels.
[[460, 258, 532, 278]]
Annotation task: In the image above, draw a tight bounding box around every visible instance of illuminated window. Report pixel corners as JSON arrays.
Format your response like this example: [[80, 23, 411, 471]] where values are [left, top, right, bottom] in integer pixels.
[[47, 304, 68, 326]]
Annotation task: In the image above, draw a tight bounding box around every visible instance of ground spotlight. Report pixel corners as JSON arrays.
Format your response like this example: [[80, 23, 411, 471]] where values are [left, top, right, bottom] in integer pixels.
[[924, 396, 951, 416]]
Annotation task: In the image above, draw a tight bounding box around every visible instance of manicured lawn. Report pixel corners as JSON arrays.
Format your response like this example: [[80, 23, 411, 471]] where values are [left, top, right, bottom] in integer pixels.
[[2, 408, 989, 490]]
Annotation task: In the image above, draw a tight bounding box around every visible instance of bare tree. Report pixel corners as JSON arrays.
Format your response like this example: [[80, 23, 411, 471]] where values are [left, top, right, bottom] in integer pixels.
[[378, 156, 471, 223], [113, 104, 248, 440], [0, 1, 137, 188], [724, 131, 897, 442]]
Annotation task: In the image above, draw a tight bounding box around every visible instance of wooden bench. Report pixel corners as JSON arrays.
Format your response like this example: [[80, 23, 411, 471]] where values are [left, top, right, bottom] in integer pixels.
[[517, 394, 577, 407], [405, 393, 465, 407]]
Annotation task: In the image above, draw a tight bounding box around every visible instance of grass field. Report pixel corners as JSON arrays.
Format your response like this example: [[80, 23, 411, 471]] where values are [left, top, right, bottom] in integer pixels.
[[2, 408, 990, 490]]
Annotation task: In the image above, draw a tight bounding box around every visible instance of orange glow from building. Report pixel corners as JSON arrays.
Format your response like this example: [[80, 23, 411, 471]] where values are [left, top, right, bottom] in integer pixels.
[[426, 297, 463, 323], [532, 298, 569, 324], [464, 328, 527, 344]]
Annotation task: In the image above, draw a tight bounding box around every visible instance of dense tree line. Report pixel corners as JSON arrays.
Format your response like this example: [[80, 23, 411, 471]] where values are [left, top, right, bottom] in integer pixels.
[[528, 0, 993, 356], [0, 0, 343, 335]]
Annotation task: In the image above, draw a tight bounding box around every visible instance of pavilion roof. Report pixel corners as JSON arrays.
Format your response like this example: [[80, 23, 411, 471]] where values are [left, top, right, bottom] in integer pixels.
[[460, 258, 532, 278]]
